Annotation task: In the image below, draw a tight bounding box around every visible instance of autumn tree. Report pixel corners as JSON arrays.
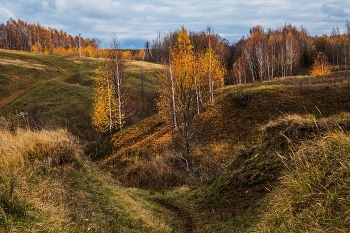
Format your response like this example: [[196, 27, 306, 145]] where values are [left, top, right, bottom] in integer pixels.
[[243, 38, 256, 82], [285, 30, 300, 75], [251, 26, 268, 81], [92, 35, 125, 134], [158, 26, 225, 169], [268, 31, 278, 79], [310, 51, 331, 76], [196, 48, 225, 109], [30, 42, 42, 53], [157, 27, 197, 169], [232, 57, 246, 84], [92, 63, 121, 133]]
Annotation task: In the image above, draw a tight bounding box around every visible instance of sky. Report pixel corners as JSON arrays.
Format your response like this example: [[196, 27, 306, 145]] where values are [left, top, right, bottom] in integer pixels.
[[0, 0, 350, 49]]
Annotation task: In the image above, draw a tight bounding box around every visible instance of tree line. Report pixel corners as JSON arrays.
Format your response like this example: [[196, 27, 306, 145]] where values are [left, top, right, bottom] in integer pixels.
[[147, 21, 350, 84], [145, 26, 231, 70], [2, 18, 349, 82], [231, 22, 350, 84], [0, 18, 100, 57]]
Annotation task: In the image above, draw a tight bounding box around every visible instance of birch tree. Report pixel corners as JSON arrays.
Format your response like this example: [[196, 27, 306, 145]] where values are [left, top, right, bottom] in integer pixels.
[[92, 35, 125, 134]]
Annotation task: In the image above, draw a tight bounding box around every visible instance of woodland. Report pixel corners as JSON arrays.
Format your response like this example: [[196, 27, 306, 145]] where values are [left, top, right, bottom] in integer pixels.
[[0, 18, 347, 80], [0, 17, 350, 232]]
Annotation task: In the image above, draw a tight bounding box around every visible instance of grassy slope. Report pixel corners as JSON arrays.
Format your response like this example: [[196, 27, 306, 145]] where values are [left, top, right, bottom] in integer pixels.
[[160, 74, 350, 232], [2, 49, 350, 232], [0, 49, 164, 140], [105, 72, 350, 232], [0, 50, 173, 232], [0, 49, 99, 138], [0, 128, 174, 232], [0, 49, 190, 231]]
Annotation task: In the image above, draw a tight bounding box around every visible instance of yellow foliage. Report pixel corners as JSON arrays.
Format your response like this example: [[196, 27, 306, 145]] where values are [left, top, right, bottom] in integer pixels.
[[52, 46, 67, 56], [170, 26, 196, 93], [310, 52, 332, 76], [43, 48, 50, 55], [135, 50, 145, 60], [30, 42, 43, 53], [122, 50, 132, 60], [197, 49, 225, 91], [159, 26, 226, 119], [82, 45, 97, 58], [92, 62, 124, 133]]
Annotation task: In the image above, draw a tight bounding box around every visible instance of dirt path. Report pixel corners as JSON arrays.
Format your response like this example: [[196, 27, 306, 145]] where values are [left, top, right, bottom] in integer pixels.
[[33, 58, 67, 73], [151, 198, 196, 233], [0, 83, 38, 109]]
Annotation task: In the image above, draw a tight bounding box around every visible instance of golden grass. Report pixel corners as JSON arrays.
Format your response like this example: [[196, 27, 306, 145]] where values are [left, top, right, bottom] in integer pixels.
[[0, 127, 80, 231], [124, 60, 164, 70], [0, 127, 176, 232], [0, 58, 48, 70], [0, 128, 79, 178]]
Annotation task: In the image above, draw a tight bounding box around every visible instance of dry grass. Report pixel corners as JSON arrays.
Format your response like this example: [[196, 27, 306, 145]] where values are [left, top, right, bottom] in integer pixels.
[[246, 113, 350, 232], [256, 131, 350, 232], [0, 126, 174, 232], [0, 58, 48, 70], [0, 128, 79, 179], [261, 112, 350, 148], [0, 127, 80, 231]]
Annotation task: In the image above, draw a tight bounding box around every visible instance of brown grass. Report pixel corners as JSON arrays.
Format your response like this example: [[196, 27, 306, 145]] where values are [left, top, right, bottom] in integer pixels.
[[0, 127, 80, 231], [0, 128, 79, 178], [0, 127, 174, 232]]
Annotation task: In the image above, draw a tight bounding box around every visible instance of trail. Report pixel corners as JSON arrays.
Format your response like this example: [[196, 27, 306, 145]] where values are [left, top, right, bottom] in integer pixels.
[[0, 83, 38, 109], [151, 198, 196, 233], [33, 58, 67, 73], [0, 76, 63, 109]]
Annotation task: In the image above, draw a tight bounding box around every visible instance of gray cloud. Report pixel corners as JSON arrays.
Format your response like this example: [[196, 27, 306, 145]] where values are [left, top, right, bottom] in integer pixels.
[[0, 0, 349, 48], [322, 4, 350, 18], [0, 8, 15, 22]]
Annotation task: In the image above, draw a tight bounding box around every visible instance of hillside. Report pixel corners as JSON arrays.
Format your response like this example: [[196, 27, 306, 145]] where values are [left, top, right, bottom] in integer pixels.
[[104, 72, 350, 188], [0, 128, 176, 232], [1, 49, 350, 232], [0, 49, 99, 137], [0, 49, 163, 145], [103, 71, 350, 232]]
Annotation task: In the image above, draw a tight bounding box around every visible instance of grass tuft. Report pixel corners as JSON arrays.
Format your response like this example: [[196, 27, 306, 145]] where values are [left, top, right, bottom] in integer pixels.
[[0, 127, 80, 231], [257, 131, 350, 232]]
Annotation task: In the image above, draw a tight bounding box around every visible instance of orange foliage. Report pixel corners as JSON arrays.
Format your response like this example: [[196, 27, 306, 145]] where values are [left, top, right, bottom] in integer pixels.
[[122, 50, 132, 60], [310, 52, 332, 76], [30, 42, 42, 53], [135, 50, 145, 60]]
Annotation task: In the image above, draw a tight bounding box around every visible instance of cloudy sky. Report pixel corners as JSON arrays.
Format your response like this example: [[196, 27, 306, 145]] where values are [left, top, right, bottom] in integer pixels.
[[0, 0, 349, 48]]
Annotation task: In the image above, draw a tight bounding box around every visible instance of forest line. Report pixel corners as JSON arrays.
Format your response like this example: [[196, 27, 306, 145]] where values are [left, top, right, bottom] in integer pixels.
[[1, 18, 350, 84]]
